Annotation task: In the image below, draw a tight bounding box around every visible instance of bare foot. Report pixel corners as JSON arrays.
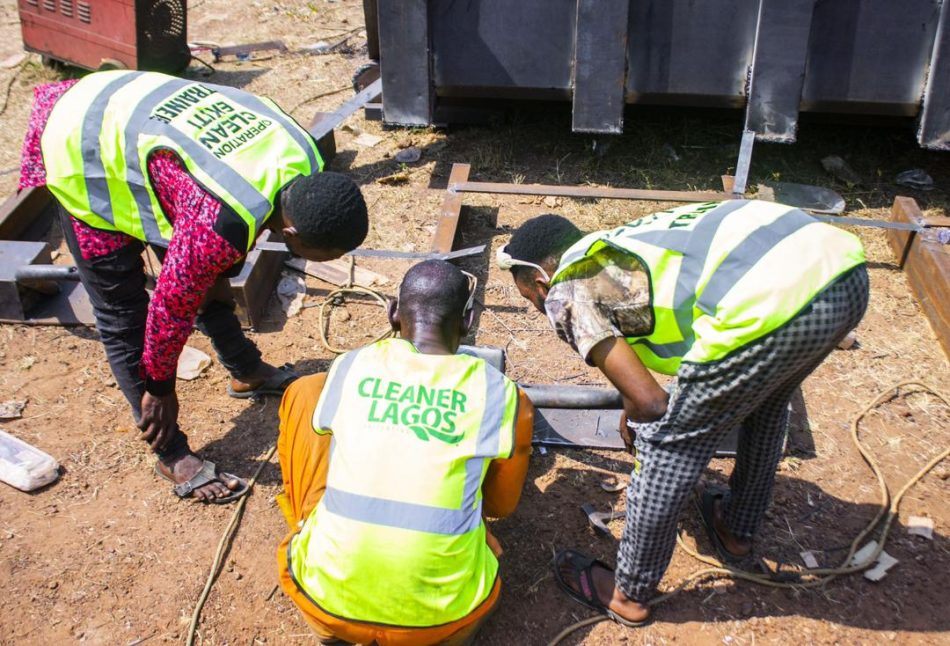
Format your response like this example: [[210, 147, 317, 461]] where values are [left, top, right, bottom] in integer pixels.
[[156, 452, 241, 502], [557, 556, 651, 625], [712, 497, 752, 557]]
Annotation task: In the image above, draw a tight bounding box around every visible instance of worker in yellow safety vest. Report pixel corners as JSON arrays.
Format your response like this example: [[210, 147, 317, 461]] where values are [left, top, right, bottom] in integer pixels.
[[497, 200, 869, 625], [18, 70, 369, 503], [276, 260, 535, 645]]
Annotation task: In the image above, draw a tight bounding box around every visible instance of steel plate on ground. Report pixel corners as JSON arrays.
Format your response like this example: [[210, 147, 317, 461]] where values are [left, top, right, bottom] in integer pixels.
[[533, 407, 740, 457]]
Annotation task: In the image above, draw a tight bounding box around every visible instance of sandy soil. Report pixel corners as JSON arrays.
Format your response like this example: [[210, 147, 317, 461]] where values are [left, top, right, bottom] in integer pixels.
[[0, 1, 949, 645]]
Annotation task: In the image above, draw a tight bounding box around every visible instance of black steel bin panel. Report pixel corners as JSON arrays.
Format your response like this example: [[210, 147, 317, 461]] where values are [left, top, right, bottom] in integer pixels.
[[802, 0, 940, 113], [625, 0, 760, 103], [431, 0, 576, 94]]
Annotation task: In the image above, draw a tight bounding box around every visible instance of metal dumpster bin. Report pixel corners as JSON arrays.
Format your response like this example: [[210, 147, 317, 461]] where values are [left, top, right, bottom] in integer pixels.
[[367, 0, 950, 149]]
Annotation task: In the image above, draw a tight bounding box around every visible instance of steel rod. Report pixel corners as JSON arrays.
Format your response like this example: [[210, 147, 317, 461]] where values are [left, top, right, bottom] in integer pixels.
[[14, 265, 80, 282], [450, 181, 730, 203], [520, 384, 623, 409]]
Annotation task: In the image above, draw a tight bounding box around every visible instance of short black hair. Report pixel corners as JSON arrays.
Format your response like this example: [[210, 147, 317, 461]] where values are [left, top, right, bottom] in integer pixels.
[[506, 214, 583, 279], [283, 172, 368, 251], [398, 260, 470, 325]]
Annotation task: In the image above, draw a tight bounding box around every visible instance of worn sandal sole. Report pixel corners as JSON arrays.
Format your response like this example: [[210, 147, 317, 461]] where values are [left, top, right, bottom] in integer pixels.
[[154, 459, 249, 504], [552, 549, 648, 628], [695, 487, 750, 565]]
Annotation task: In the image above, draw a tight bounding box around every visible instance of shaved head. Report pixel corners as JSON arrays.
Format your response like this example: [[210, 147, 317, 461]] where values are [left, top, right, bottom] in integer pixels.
[[398, 260, 471, 326]]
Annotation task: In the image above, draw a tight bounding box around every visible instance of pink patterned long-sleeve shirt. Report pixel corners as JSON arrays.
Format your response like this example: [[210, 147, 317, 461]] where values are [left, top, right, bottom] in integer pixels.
[[20, 81, 247, 385]]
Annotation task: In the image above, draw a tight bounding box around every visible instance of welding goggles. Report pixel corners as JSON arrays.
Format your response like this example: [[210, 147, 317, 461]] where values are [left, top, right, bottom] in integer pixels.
[[495, 244, 551, 283]]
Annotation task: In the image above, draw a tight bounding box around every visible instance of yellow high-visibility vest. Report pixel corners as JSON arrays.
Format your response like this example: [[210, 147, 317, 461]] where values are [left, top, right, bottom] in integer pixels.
[[41, 70, 322, 251], [551, 200, 866, 375], [287, 339, 519, 627]]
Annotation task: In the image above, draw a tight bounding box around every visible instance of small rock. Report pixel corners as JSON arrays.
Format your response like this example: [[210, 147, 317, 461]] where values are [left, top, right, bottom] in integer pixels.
[[234, 571, 243, 581], [837, 330, 858, 350], [48, 580, 59, 590], [895, 169, 934, 191], [394, 146, 422, 163], [821, 155, 862, 185], [0, 52, 26, 69], [542, 196, 560, 208], [0, 400, 27, 420]]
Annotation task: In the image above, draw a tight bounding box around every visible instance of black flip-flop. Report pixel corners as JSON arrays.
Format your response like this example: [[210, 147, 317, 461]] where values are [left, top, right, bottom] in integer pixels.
[[552, 549, 648, 628], [227, 363, 299, 400], [154, 459, 249, 504], [694, 487, 750, 565]]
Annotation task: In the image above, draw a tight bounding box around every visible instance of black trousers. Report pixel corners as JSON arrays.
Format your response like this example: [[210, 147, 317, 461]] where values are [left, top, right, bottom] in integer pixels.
[[60, 212, 262, 457]]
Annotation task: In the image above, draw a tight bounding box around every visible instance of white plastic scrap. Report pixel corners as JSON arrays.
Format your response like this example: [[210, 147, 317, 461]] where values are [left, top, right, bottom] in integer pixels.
[[800, 550, 820, 569], [177, 346, 212, 380], [276, 273, 307, 318], [907, 516, 934, 540], [851, 541, 899, 581], [354, 133, 383, 148]]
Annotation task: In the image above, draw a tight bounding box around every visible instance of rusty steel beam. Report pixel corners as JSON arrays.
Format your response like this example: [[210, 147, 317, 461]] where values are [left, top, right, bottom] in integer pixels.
[[0, 186, 56, 241], [432, 163, 471, 253], [886, 197, 950, 359], [449, 180, 729, 203]]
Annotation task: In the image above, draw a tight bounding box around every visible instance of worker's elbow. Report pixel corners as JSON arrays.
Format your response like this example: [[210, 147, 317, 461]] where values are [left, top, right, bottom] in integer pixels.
[[626, 396, 668, 423]]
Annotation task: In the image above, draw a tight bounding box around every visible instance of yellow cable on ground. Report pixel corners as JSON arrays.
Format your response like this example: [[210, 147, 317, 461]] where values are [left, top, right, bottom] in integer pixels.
[[185, 444, 277, 646], [548, 381, 949, 646], [316, 256, 393, 354]]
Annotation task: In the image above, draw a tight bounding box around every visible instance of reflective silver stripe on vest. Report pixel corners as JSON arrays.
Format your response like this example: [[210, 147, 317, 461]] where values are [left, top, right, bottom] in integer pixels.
[[696, 208, 815, 316], [213, 85, 319, 172], [130, 80, 276, 245], [460, 365, 508, 513], [320, 359, 511, 536], [316, 347, 363, 430], [81, 72, 145, 227], [124, 77, 193, 245], [625, 200, 747, 358]]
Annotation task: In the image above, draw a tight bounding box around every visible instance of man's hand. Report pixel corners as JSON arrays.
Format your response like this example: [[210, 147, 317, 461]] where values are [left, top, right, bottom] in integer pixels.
[[618, 410, 634, 454], [138, 391, 180, 451]]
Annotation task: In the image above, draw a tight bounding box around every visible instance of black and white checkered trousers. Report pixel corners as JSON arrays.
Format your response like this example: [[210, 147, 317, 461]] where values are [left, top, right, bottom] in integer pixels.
[[615, 265, 870, 602]]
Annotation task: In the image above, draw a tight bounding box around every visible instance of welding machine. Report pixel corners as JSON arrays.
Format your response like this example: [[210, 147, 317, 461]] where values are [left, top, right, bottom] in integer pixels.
[[18, 0, 190, 73]]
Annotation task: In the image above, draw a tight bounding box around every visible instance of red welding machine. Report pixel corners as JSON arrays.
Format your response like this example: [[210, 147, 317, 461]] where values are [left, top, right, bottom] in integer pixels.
[[18, 0, 190, 73]]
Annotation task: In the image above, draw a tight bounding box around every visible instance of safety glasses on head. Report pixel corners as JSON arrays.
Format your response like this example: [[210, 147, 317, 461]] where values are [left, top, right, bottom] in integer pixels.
[[495, 244, 551, 283], [460, 270, 478, 315]]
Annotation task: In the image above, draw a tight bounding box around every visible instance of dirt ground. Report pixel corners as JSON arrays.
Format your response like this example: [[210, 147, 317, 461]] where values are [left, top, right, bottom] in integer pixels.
[[1, 1, 949, 644]]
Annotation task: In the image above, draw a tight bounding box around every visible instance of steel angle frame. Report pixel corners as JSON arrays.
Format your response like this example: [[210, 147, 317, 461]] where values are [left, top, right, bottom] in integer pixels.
[[743, 0, 815, 143], [433, 161, 732, 264]]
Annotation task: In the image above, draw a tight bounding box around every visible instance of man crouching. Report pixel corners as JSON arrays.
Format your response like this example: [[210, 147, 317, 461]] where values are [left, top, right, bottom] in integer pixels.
[[275, 260, 534, 645]]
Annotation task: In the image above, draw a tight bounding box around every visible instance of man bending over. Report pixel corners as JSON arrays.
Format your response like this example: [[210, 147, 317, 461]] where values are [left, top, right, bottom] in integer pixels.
[[498, 201, 868, 625], [275, 260, 534, 645]]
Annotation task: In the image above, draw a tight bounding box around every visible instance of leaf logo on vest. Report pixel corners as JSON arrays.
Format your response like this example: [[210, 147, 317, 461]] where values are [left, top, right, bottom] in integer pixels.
[[358, 378, 468, 445]]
